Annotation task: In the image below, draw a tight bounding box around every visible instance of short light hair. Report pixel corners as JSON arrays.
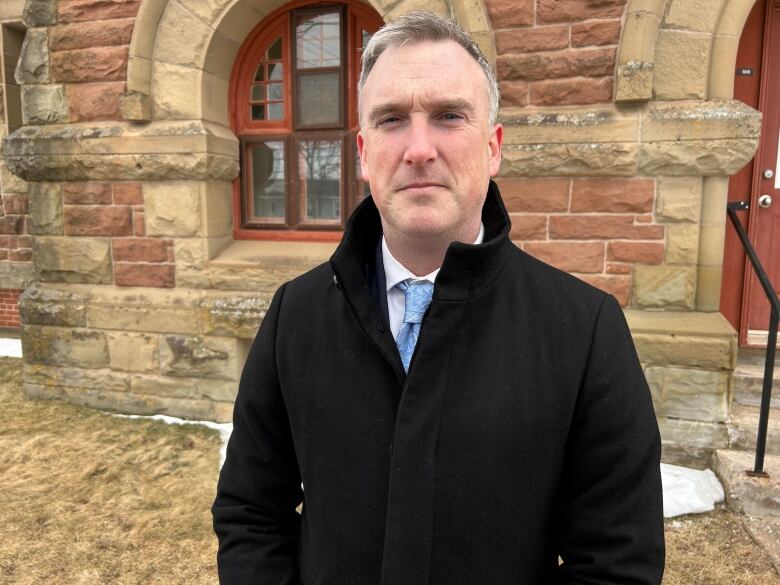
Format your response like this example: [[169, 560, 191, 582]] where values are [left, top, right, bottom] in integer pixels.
[[358, 11, 500, 129]]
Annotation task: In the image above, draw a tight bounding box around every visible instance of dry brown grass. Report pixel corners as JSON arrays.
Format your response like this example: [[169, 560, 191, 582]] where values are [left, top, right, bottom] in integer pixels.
[[1, 355, 780, 584], [0, 357, 220, 585]]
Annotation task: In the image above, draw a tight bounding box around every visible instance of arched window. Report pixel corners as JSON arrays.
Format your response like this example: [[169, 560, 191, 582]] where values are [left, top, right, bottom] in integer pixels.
[[230, 1, 383, 239]]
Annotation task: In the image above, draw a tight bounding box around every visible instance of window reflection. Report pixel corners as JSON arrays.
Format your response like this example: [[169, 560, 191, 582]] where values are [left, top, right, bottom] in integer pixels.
[[296, 12, 340, 69], [251, 142, 286, 219], [299, 140, 341, 221]]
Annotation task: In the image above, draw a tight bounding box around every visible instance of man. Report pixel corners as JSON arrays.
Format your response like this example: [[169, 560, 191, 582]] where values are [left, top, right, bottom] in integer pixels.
[[212, 11, 665, 585]]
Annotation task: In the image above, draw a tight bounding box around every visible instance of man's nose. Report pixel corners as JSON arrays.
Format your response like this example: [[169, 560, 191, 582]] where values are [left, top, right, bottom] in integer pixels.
[[403, 119, 437, 167]]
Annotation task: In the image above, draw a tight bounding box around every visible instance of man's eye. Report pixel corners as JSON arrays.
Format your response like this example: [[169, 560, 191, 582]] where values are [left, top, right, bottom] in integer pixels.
[[440, 112, 464, 122], [377, 116, 401, 127]]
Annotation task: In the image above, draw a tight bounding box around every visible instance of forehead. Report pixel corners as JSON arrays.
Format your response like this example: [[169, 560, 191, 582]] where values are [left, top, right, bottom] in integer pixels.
[[362, 39, 489, 108]]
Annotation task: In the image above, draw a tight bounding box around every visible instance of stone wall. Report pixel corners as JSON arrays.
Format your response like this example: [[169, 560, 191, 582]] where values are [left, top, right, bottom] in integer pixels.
[[1, 7, 33, 317], [0, 0, 764, 466]]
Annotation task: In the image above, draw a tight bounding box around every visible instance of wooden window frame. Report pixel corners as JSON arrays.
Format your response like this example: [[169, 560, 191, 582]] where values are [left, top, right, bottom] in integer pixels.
[[229, 0, 383, 241]]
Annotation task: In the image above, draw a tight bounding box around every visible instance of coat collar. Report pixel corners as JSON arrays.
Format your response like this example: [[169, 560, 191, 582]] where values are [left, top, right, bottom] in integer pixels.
[[330, 179, 514, 305]]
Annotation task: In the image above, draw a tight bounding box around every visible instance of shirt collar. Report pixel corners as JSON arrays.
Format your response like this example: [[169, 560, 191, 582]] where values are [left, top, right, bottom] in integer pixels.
[[382, 223, 485, 292]]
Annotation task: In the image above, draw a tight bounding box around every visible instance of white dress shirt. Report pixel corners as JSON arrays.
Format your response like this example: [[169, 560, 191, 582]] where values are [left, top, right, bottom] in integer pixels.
[[382, 223, 485, 340]]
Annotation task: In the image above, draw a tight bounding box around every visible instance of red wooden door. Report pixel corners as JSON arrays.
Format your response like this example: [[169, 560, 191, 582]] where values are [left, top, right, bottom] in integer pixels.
[[745, 0, 780, 345]]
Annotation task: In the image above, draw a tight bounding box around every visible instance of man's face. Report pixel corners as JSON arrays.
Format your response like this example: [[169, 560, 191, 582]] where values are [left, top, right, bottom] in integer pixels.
[[357, 40, 503, 243]]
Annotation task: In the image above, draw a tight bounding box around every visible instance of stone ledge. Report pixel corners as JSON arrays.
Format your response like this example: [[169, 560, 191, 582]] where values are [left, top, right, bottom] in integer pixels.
[[2, 120, 239, 182]]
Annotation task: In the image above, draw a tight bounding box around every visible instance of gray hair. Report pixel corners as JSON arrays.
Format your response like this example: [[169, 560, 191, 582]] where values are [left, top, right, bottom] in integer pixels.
[[358, 11, 500, 128]]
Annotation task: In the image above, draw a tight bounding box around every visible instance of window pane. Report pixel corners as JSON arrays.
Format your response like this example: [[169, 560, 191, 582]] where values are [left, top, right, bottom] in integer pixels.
[[251, 142, 285, 219], [254, 65, 264, 81], [362, 29, 372, 48], [251, 85, 265, 101], [298, 71, 340, 125], [355, 146, 370, 199], [269, 62, 283, 80], [251, 104, 265, 120], [268, 102, 283, 120], [299, 140, 341, 221], [296, 12, 340, 69], [267, 37, 282, 60], [268, 83, 283, 100]]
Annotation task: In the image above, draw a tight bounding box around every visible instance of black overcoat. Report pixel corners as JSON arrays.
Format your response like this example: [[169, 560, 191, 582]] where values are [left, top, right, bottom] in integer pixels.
[[212, 181, 665, 585]]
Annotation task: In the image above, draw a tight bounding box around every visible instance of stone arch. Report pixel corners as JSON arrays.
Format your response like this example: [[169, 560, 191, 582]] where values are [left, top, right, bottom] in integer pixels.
[[124, 0, 496, 125]]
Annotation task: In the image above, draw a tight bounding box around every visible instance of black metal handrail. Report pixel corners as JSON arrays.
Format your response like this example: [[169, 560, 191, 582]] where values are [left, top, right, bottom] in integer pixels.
[[727, 201, 779, 477]]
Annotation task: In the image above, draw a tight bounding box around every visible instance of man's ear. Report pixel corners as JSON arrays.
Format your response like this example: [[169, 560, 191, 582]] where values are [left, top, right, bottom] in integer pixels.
[[488, 123, 503, 178], [357, 132, 370, 182]]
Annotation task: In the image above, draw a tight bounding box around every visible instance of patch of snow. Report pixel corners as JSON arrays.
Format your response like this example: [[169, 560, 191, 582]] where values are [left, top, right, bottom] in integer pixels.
[[111, 413, 232, 468], [0, 338, 22, 358], [661, 463, 725, 518]]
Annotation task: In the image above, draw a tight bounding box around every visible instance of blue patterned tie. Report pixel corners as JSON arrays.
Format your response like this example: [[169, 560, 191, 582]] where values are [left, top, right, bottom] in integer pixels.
[[395, 279, 434, 372]]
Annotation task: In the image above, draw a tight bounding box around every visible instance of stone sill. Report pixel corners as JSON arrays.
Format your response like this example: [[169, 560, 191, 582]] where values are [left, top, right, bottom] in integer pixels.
[[625, 309, 737, 338], [210, 239, 336, 269]]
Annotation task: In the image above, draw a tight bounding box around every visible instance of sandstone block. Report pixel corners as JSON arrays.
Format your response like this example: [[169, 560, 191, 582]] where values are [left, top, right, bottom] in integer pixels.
[[0, 215, 25, 235], [656, 177, 702, 222], [501, 143, 638, 177], [28, 182, 63, 235], [112, 238, 171, 263], [21, 85, 68, 125], [2, 194, 29, 215], [19, 284, 87, 327], [607, 241, 663, 264], [201, 295, 271, 338], [24, 363, 129, 392], [634, 332, 733, 370], [64, 205, 133, 236], [15, 28, 49, 84], [482, 0, 534, 28], [524, 241, 605, 273], [51, 46, 128, 83], [652, 30, 710, 100], [150, 62, 200, 120], [144, 182, 203, 236], [1, 163, 29, 194], [49, 18, 135, 51], [663, 0, 724, 33], [642, 100, 761, 143], [113, 183, 143, 205], [88, 299, 201, 334], [495, 26, 568, 54], [570, 178, 654, 212], [497, 48, 616, 81], [537, 0, 626, 23], [57, 0, 141, 23], [114, 263, 175, 288], [571, 20, 621, 47], [615, 61, 654, 103], [666, 223, 699, 265], [34, 236, 113, 284], [657, 417, 729, 453], [634, 265, 696, 309], [66, 82, 124, 122], [509, 214, 547, 240], [497, 178, 570, 212], [578, 274, 631, 306], [133, 209, 145, 235], [63, 182, 112, 205], [153, 0, 214, 68], [22, 324, 109, 368], [500, 108, 638, 145], [129, 374, 236, 404], [8, 248, 32, 261], [646, 365, 729, 422], [640, 138, 760, 176], [0, 262, 35, 288], [529, 77, 613, 106], [159, 335, 239, 381], [107, 331, 159, 372], [119, 91, 151, 122], [23, 0, 57, 26], [499, 81, 528, 108], [549, 215, 663, 240]]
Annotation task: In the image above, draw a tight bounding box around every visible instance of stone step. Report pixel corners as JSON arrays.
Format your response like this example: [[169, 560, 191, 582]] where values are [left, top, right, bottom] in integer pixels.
[[733, 363, 780, 408], [743, 516, 780, 575], [713, 450, 780, 517], [727, 404, 780, 456]]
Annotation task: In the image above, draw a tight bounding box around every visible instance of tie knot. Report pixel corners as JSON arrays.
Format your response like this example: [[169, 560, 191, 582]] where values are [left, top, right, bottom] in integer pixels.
[[397, 279, 434, 324]]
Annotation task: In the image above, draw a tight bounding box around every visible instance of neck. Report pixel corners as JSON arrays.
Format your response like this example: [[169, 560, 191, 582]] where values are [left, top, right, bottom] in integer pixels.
[[382, 221, 481, 276]]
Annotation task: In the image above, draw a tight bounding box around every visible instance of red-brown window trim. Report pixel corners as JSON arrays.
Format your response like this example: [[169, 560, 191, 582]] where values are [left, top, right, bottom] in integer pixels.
[[229, 0, 383, 242]]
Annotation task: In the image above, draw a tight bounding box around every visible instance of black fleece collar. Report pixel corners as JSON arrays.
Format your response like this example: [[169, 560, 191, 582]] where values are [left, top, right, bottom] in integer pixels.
[[330, 180, 514, 306]]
